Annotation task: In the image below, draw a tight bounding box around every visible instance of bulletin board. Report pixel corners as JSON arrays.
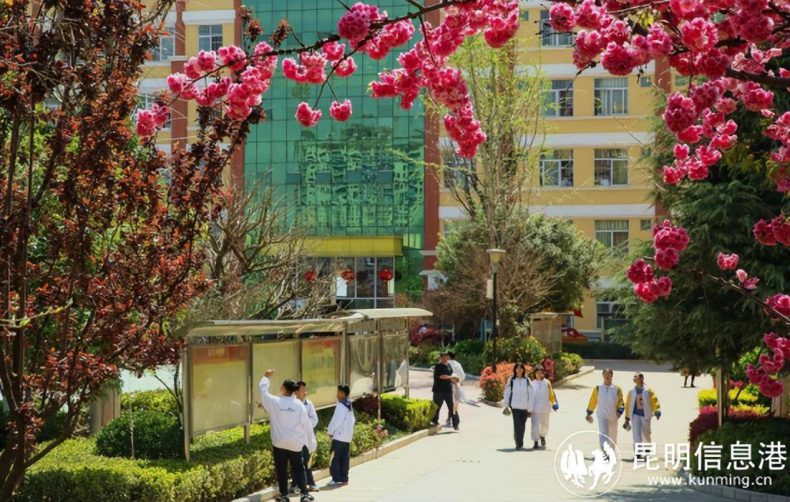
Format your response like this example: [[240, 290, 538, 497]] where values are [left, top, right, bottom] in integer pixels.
[[252, 340, 300, 421], [301, 337, 342, 408], [190, 344, 249, 435]]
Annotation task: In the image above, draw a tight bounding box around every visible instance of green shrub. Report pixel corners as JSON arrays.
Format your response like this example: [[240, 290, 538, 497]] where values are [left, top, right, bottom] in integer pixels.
[[563, 342, 637, 359], [694, 418, 790, 496], [95, 409, 183, 460], [552, 352, 584, 381], [484, 336, 546, 366], [697, 388, 759, 408], [380, 394, 436, 432], [350, 422, 385, 456], [121, 389, 178, 416]]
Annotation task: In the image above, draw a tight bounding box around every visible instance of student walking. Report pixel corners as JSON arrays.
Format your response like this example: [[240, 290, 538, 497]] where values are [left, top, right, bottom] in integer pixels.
[[529, 365, 558, 450], [327, 384, 355, 487], [258, 370, 316, 502], [430, 351, 458, 429], [624, 372, 662, 460], [502, 362, 533, 450], [585, 368, 624, 454], [446, 351, 467, 429], [291, 381, 319, 493]]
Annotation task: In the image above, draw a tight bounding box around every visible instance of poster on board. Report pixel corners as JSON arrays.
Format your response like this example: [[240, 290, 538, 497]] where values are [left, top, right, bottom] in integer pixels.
[[301, 338, 341, 408], [191, 345, 249, 435], [252, 340, 300, 421]]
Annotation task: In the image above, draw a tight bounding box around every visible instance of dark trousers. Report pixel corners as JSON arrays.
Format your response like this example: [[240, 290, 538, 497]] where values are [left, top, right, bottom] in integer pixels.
[[512, 409, 529, 448], [330, 439, 350, 483], [273, 446, 307, 496], [291, 446, 315, 488], [432, 391, 458, 427]]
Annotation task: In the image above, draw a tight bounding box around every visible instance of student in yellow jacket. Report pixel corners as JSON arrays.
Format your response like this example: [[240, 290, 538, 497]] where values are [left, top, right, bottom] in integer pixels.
[[585, 368, 624, 454], [623, 372, 661, 460]]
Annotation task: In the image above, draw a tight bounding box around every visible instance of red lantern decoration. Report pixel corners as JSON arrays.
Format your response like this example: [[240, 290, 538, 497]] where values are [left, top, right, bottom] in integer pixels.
[[340, 268, 355, 283], [378, 268, 393, 283], [304, 269, 317, 283]]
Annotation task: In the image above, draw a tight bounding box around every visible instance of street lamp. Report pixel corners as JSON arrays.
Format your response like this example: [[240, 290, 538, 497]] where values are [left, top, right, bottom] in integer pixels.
[[487, 248, 506, 373]]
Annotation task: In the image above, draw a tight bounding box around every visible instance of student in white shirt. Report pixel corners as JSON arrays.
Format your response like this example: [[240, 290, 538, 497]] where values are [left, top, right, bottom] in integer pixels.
[[502, 362, 533, 450], [258, 369, 316, 502], [327, 384, 355, 487], [529, 365, 558, 450], [585, 368, 624, 456], [290, 381, 319, 493], [446, 351, 468, 429]]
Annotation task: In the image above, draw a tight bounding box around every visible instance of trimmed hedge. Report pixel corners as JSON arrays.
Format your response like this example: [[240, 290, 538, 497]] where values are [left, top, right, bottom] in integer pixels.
[[563, 342, 637, 359], [695, 418, 790, 496], [697, 387, 759, 408], [688, 404, 771, 445], [552, 352, 584, 381], [121, 390, 179, 416], [380, 394, 437, 432], [95, 409, 183, 460]]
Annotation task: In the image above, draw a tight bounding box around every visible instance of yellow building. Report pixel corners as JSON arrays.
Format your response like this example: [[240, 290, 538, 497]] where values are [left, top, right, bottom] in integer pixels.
[[437, 4, 663, 337]]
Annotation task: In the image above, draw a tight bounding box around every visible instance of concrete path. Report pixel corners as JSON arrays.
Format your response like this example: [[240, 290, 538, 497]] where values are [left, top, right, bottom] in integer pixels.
[[311, 360, 726, 502]]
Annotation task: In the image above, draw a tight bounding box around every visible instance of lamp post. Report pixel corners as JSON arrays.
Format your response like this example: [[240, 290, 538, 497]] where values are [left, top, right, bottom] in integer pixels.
[[487, 248, 506, 373]]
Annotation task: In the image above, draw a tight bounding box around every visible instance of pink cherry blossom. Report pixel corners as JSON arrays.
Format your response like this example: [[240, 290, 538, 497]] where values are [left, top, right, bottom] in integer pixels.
[[329, 99, 353, 122], [654, 248, 680, 270], [627, 259, 654, 284], [663, 93, 698, 135], [653, 220, 690, 252], [765, 293, 790, 318], [549, 3, 576, 32], [735, 269, 760, 290], [337, 4, 373, 44], [295, 102, 322, 127], [716, 252, 739, 270]]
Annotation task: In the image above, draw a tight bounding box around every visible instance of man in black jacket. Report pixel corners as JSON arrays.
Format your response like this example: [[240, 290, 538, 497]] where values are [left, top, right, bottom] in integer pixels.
[[430, 351, 459, 430]]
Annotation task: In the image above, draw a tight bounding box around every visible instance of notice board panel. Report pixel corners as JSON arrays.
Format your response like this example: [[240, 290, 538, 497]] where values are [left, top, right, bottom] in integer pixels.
[[191, 344, 249, 435], [252, 340, 300, 421]]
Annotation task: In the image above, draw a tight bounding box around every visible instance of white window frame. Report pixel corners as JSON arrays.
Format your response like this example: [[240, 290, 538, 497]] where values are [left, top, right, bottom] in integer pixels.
[[544, 80, 574, 117], [198, 25, 223, 52], [596, 301, 623, 330], [594, 220, 629, 251], [151, 24, 175, 62], [540, 10, 573, 47], [594, 78, 629, 116], [540, 150, 574, 187], [594, 148, 628, 186]]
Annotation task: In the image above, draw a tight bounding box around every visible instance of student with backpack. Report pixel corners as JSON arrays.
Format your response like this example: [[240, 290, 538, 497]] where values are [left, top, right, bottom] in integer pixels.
[[502, 362, 533, 450]]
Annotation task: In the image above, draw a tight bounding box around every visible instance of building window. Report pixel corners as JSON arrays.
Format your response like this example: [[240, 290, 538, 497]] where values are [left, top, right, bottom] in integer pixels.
[[594, 78, 628, 116], [198, 25, 223, 52], [596, 301, 625, 330], [540, 10, 573, 47], [443, 152, 474, 190], [639, 76, 652, 87], [640, 219, 652, 231], [595, 220, 629, 251], [151, 25, 175, 61], [675, 75, 690, 87], [540, 150, 574, 187], [334, 257, 395, 309], [594, 148, 628, 186], [544, 80, 574, 117], [138, 93, 170, 129]]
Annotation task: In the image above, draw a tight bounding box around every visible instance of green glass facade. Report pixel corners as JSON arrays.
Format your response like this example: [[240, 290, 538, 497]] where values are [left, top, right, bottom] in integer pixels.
[[243, 1, 428, 303], [244, 1, 425, 246]]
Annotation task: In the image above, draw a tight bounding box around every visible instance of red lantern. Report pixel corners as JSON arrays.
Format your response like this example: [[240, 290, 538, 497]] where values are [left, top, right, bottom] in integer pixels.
[[378, 268, 393, 283], [340, 268, 355, 283], [304, 269, 317, 282]]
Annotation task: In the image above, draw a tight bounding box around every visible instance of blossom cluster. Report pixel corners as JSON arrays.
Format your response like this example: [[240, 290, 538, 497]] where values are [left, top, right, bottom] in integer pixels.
[[626, 220, 690, 302], [137, 1, 521, 159], [746, 333, 789, 398], [547, 0, 790, 192], [753, 216, 790, 246]]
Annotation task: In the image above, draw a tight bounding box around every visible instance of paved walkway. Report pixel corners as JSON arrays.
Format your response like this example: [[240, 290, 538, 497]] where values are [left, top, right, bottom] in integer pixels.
[[312, 360, 726, 502]]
